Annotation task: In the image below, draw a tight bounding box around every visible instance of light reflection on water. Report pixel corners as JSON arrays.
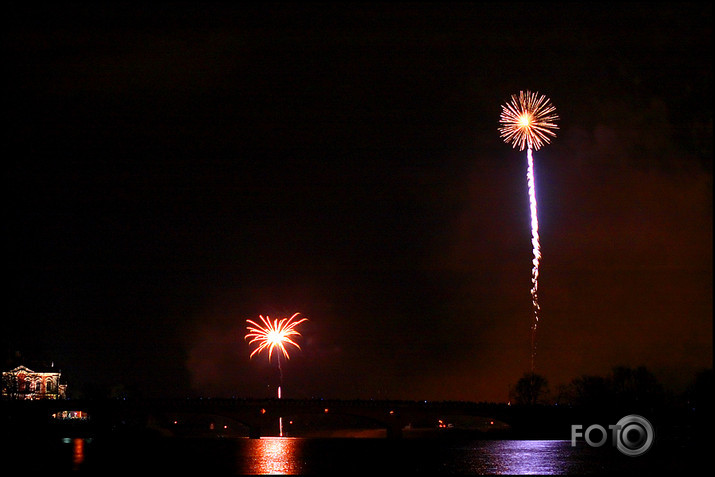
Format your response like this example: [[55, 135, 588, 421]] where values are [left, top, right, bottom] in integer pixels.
[[242, 437, 304, 475], [237, 438, 577, 475], [18, 435, 696, 474], [71, 438, 85, 470], [470, 440, 573, 474]]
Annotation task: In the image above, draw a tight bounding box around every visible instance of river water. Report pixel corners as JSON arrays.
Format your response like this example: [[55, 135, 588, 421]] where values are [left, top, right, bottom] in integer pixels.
[[8, 434, 706, 475]]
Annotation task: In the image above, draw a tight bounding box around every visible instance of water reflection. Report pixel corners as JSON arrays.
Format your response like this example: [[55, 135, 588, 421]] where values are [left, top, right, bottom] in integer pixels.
[[476, 440, 573, 474], [24, 435, 682, 474], [243, 437, 304, 475], [241, 438, 575, 475], [72, 438, 85, 471]]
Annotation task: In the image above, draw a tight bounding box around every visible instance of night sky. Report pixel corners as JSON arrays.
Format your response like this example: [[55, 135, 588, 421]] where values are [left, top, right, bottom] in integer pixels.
[[4, 3, 712, 402]]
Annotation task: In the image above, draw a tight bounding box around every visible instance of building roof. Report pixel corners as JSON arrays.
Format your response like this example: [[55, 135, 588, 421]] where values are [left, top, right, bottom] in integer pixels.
[[4, 365, 61, 375]]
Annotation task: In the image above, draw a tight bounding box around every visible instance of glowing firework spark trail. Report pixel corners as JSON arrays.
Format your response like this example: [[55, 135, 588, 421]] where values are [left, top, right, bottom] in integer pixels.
[[526, 147, 541, 368], [499, 90, 558, 372], [246, 312, 307, 436]]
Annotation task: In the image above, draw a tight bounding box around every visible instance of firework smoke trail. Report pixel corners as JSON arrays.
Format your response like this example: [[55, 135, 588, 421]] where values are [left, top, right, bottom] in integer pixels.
[[499, 90, 558, 372]]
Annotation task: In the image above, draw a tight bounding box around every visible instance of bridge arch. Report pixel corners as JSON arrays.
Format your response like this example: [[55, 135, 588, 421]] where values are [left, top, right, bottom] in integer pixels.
[[153, 411, 255, 437]]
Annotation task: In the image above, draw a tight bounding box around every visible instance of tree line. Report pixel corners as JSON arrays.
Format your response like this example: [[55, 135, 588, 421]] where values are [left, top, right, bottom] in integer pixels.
[[509, 366, 713, 413]]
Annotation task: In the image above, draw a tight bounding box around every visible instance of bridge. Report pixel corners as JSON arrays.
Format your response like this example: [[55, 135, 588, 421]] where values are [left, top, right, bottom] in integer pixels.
[[1, 398, 580, 439]]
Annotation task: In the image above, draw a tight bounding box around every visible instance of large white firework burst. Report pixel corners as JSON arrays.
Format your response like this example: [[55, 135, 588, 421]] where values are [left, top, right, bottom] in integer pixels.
[[499, 90, 559, 151]]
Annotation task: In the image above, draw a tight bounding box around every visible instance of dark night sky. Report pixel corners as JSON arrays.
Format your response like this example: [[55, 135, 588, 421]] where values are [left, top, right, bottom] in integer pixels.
[[4, 3, 712, 401]]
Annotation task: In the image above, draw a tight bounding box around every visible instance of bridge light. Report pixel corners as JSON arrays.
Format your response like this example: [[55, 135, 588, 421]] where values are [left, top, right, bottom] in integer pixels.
[[324, 408, 329, 413], [389, 410, 395, 415]]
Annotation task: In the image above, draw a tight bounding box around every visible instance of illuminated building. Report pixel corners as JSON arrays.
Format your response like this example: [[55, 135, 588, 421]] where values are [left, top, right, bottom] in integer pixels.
[[1, 365, 67, 400]]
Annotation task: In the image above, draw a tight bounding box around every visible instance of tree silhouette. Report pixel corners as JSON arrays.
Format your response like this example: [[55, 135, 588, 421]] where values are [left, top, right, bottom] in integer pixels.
[[557, 365, 665, 411], [557, 374, 609, 408], [608, 365, 664, 410], [510, 372, 549, 406], [687, 368, 713, 413]]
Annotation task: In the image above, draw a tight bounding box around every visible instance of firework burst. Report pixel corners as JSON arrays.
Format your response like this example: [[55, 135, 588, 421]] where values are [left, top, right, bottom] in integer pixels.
[[245, 313, 308, 362], [499, 90, 558, 373], [499, 90, 559, 151], [245, 312, 307, 436]]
